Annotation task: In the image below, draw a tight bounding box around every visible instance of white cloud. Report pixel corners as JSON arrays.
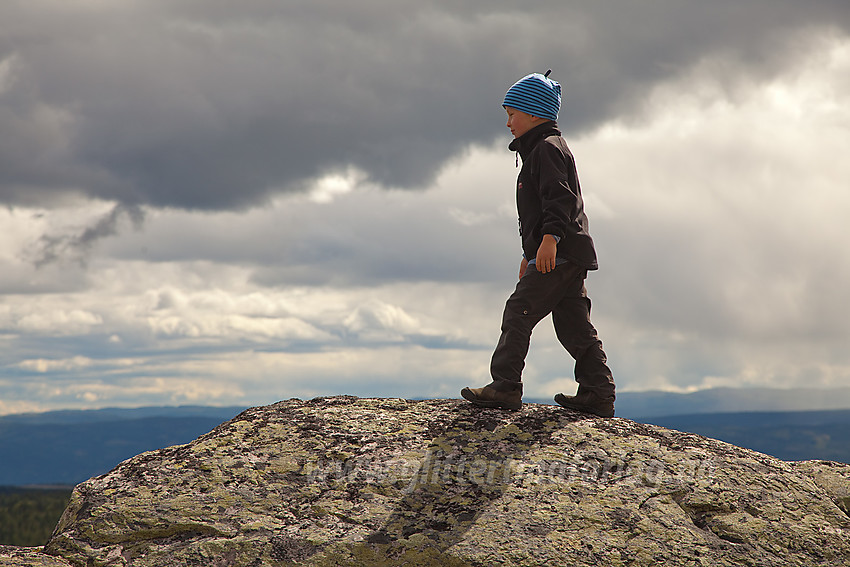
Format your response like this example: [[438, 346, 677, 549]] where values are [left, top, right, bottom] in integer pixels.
[[6, 306, 103, 335], [308, 169, 363, 204], [17, 356, 95, 374]]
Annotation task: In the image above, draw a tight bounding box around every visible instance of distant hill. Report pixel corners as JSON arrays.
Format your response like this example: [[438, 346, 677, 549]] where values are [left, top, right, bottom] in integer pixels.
[[0, 406, 245, 486], [643, 409, 850, 462], [611, 386, 850, 419]]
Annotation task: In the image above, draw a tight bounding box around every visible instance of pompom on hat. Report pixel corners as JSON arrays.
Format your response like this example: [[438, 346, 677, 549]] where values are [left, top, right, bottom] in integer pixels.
[[502, 69, 561, 121]]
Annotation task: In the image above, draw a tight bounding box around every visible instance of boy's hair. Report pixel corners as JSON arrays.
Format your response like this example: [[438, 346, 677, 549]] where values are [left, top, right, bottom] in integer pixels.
[[503, 70, 561, 121]]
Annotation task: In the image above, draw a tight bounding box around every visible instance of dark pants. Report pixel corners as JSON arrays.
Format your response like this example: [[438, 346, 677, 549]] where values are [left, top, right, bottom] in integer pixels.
[[489, 262, 615, 401]]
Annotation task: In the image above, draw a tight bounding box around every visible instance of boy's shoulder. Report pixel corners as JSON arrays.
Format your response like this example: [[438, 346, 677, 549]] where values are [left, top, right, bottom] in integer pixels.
[[535, 133, 571, 160]]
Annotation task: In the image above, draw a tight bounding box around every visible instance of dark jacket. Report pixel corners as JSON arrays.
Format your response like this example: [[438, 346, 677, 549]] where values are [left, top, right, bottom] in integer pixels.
[[509, 121, 598, 270]]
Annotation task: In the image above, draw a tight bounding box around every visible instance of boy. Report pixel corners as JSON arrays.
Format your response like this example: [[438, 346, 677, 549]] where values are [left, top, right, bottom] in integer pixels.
[[461, 70, 616, 417]]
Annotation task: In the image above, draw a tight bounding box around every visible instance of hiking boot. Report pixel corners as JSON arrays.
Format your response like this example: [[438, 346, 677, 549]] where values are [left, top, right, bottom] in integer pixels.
[[461, 382, 522, 410], [554, 389, 615, 418]]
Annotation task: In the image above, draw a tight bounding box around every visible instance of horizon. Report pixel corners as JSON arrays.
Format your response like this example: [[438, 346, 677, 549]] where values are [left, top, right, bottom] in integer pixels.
[[3, 385, 850, 418]]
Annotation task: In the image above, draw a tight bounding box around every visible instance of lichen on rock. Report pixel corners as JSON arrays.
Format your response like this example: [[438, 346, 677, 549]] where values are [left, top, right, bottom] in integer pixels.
[[20, 396, 850, 566]]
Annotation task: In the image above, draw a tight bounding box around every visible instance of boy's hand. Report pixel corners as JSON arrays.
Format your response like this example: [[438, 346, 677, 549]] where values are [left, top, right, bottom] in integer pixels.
[[536, 235, 558, 274], [519, 257, 528, 280]]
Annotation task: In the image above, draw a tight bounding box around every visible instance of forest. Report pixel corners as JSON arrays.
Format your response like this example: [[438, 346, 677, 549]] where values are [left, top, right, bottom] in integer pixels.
[[0, 487, 72, 547]]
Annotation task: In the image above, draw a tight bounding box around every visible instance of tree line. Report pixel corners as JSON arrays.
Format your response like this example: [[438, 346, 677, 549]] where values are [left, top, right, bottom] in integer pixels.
[[0, 487, 72, 547]]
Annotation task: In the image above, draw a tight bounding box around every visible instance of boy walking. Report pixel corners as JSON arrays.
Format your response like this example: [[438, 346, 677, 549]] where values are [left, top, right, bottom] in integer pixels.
[[461, 71, 616, 417]]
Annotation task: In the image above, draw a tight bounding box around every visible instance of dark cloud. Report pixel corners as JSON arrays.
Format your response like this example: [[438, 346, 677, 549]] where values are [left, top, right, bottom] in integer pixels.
[[1, 0, 849, 211]]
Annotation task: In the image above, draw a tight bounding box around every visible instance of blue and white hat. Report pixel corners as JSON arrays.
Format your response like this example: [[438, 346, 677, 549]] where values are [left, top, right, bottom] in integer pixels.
[[502, 70, 561, 121]]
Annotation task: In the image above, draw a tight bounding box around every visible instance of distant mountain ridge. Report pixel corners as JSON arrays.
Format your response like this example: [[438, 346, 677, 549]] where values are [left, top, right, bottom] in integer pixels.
[[4, 386, 849, 422], [612, 386, 850, 418], [0, 405, 246, 425]]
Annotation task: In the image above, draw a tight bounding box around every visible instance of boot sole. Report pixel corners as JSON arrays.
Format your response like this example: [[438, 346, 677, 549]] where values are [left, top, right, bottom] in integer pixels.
[[461, 388, 522, 411], [554, 393, 615, 418]]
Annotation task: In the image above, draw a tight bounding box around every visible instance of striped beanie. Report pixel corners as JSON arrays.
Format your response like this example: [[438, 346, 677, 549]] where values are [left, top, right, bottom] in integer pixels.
[[502, 70, 561, 121]]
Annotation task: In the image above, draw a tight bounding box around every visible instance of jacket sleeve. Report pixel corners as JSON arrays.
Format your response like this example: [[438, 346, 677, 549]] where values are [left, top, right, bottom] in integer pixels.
[[534, 141, 580, 240]]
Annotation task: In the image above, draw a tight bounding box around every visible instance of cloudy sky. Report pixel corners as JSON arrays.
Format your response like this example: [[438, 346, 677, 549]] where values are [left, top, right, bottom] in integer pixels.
[[1, 0, 849, 414]]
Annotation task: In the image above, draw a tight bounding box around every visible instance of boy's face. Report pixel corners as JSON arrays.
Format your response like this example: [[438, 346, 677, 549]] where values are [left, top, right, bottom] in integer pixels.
[[505, 107, 545, 139]]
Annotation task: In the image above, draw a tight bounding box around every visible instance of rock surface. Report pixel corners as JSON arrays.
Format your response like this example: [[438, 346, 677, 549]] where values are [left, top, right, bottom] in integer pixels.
[[0, 546, 73, 567], [12, 396, 850, 566]]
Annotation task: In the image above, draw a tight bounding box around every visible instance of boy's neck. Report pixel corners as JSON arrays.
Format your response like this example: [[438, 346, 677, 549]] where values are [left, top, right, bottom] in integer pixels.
[[510, 120, 558, 152]]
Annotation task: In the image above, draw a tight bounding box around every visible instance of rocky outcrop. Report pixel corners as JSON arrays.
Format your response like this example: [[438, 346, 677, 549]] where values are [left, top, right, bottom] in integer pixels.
[[12, 397, 850, 566]]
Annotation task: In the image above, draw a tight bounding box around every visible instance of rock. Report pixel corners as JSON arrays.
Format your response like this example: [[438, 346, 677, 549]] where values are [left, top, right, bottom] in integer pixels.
[[792, 459, 850, 516], [27, 397, 850, 566], [0, 545, 73, 566]]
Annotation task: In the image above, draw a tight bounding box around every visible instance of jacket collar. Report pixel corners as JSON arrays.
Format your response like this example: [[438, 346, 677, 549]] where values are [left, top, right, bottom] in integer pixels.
[[508, 121, 560, 159]]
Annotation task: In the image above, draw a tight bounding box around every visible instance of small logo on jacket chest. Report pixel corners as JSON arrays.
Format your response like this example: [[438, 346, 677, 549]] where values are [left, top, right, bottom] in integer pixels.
[[517, 182, 523, 190]]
